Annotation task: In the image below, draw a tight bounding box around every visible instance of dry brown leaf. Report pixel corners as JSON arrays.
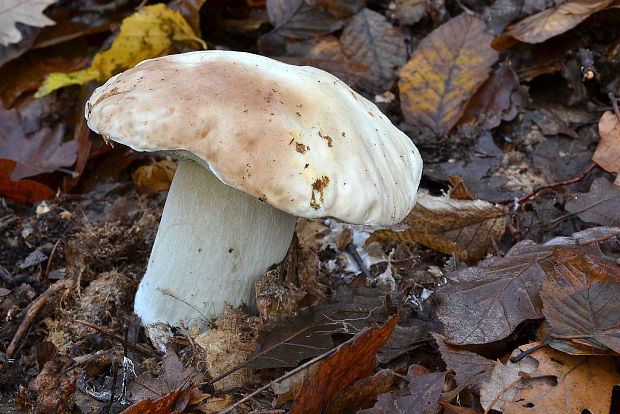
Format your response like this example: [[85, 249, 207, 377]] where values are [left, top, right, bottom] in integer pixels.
[[481, 342, 618, 413], [324, 369, 395, 414], [594, 111, 620, 185], [0, 0, 57, 46], [127, 353, 197, 403], [121, 387, 189, 414], [434, 228, 619, 345], [565, 177, 620, 227], [340, 8, 406, 92], [448, 176, 474, 200], [539, 245, 620, 353], [366, 192, 505, 264], [0, 159, 54, 203], [431, 333, 493, 389], [494, 0, 614, 49], [398, 13, 498, 134], [289, 315, 399, 414], [132, 160, 177, 194]]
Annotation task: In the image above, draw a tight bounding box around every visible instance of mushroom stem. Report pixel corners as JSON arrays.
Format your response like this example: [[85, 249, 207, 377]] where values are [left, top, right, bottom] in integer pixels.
[[134, 160, 297, 330]]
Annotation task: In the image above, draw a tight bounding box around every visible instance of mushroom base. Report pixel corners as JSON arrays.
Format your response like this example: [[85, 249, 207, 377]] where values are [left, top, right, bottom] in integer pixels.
[[134, 160, 297, 331]]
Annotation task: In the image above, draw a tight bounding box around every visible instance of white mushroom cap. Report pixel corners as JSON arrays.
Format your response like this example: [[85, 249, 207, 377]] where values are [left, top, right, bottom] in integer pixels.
[[86, 50, 422, 225]]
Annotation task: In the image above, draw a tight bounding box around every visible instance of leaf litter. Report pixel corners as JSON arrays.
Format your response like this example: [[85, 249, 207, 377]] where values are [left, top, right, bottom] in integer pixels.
[[2, 1, 620, 413]]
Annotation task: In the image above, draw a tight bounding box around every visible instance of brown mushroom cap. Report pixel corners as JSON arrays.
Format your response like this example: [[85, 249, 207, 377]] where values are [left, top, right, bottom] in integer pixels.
[[86, 51, 422, 225]]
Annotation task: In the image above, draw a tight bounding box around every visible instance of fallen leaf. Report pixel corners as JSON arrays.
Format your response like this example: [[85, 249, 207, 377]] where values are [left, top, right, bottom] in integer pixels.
[[448, 176, 474, 201], [0, 0, 57, 46], [398, 13, 498, 134], [359, 366, 446, 414], [593, 111, 620, 185], [481, 342, 618, 413], [432, 333, 493, 389], [459, 60, 524, 129], [132, 160, 177, 194], [539, 244, 620, 353], [340, 8, 407, 92], [324, 369, 395, 414], [168, 0, 207, 36], [0, 118, 78, 180], [247, 295, 387, 370], [0, 159, 54, 203], [565, 177, 620, 226], [127, 353, 196, 403], [366, 192, 506, 264], [494, 0, 614, 49], [36, 3, 205, 97], [434, 227, 619, 345], [388, 0, 428, 25], [289, 315, 399, 414], [121, 387, 189, 414]]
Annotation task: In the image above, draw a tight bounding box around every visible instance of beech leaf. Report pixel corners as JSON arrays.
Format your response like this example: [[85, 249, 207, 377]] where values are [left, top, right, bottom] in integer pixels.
[[398, 13, 498, 134]]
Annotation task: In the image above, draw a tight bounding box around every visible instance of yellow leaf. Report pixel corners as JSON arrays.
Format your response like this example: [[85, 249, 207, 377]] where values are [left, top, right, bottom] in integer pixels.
[[36, 4, 206, 97], [398, 14, 498, 134]]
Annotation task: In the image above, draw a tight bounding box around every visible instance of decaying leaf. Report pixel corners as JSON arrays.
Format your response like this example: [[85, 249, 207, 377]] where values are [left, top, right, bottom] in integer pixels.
[[494, 0, 614, 49], [325, 369, 395, 414], [121, 387, 189, 414], [366, 192, 506, 264], [340, 8, 406, 92], [539, 245, 620, 353], [0, 0, 57, 46], [593, 111, 620, 185], [565, 177, 620, 227], [388, 0, 428, 25], [132, 160, 177, 194], [127, 353, 197, 403], [36, 4, 205, 97], [481, 342, 618, 413], [434, 228, 619, 345], [398, 13, 498, 134], [289, 315, 399, 414], [359, 364, 446, 414]]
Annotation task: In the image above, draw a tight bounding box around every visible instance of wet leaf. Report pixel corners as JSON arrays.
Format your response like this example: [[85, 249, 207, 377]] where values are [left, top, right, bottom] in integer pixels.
[[593, 111, 620, 185], [359, 365, 446, 414], [289, 315, 399, 414], [539, 245, 620, 353], [398, 13, 498, 134], [494, 0, 614, 49], [434, 228, 619, 345], [0, 0, 57, 46], [36, 3, 205, 97], [0, 159, 54, 203], [132, 160, 177, 194], [340, 8, 407, 92], [121, 387, 189, 414], [565, 177, 620, 227], [266, 0, 353, 40], [0, 105, 78, 180], [481, 342, 618, 414], [366, 192, 506, 265]]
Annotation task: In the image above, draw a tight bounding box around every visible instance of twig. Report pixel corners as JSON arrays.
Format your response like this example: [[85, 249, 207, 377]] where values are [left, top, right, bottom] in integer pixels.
[[6, 276, 76, 358], [609, 92, 620, 121], [44, 239, 62, 280], [483, 377, 523, 414], [75, 320, 160, 357], [502, 162, 597, 211], [441, 370, 486, 403], [510, 340, 550, 363]]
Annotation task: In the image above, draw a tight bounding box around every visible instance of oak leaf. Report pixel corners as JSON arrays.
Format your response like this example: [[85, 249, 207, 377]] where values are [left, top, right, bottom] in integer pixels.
[[398, 13, 498, 134], [0, 0, 57, 46]]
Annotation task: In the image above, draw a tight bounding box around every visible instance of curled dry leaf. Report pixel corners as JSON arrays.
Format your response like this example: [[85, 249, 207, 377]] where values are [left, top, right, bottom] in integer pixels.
[[493, 0, 614, 49], [481, 342, 618, 414], [0, 0, 57, 46], [132, 160, 178, 194], [593, 111, 620, 185], [398, 13, 498, 134], [565, 177, 620, 227], [289, 315, 399, 414], [366, 192, 506, 265], [539, 244, 620, 353], [36, 4, 205, 97], [340, 8, 407, 92], [434, 228, 619, 345]]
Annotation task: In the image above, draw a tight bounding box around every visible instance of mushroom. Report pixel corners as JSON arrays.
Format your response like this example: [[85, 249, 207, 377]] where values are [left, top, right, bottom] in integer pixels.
[[85, 51, 422, 333]]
